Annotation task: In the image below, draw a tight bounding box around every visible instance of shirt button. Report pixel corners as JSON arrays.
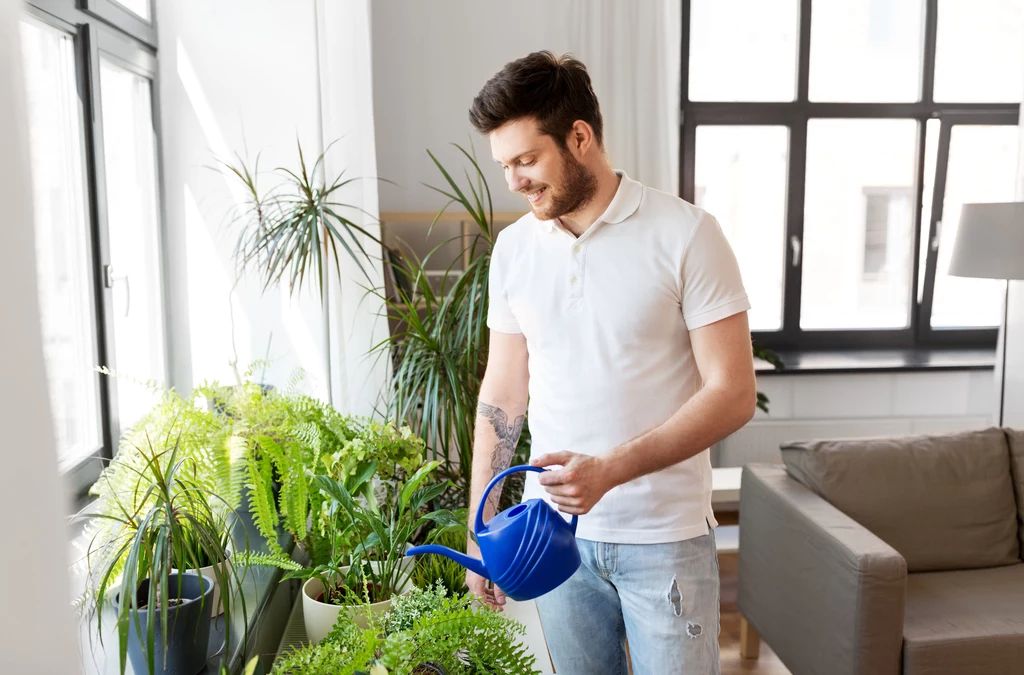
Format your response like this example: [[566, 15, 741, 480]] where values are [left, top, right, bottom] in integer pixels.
[[569, 276, 579, 285], [573, 245, 581, 254]]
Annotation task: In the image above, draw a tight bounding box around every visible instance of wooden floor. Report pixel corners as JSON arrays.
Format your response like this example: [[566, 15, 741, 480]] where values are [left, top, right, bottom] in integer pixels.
[[718, 551, 791, 675]]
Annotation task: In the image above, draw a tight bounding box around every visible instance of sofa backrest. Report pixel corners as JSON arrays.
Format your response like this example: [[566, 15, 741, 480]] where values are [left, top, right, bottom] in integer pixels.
[[1005, 428, 1024, 559], [781, 427, 1021, 572]]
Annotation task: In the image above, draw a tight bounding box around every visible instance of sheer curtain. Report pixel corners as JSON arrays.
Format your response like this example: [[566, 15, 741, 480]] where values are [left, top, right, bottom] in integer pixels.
[[316, 0, 389, 415], [565, 0, 683, 195]]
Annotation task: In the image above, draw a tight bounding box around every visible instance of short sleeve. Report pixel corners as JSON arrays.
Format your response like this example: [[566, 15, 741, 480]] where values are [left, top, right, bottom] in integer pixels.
[[487, 232, 523, 334], [680, 211, 751, 330]]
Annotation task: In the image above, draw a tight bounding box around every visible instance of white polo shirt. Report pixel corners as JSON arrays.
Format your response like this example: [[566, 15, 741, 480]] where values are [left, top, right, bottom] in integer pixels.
[[487, 171, 750, 544]]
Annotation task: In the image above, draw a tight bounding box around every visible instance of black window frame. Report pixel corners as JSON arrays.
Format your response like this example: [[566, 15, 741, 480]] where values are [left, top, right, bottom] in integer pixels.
[[680, 0, 1020, 352], [24, 0, 164, 506]]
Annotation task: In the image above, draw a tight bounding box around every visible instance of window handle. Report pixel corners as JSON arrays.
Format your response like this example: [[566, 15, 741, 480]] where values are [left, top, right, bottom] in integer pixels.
[[790, 234, 802, 267], [930, 220, 942, 252], [104, 264, 131, 317]]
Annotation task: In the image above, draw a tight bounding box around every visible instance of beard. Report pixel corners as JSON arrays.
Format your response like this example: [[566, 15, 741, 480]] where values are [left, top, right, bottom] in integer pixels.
[[526, 146, 598, 221]]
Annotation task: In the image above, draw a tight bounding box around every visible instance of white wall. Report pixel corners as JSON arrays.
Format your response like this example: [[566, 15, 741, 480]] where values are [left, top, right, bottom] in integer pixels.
[[371, 0, 575, 213], [718, 370, 996, 466], [0, 0, 80, 668]]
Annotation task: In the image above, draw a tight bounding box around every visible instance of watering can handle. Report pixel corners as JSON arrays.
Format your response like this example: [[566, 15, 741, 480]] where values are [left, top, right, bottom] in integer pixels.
[[475, 465, 579, 536]]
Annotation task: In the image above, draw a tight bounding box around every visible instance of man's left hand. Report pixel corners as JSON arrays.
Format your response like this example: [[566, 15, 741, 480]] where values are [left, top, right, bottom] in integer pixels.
[[531, 451, 614, 516]]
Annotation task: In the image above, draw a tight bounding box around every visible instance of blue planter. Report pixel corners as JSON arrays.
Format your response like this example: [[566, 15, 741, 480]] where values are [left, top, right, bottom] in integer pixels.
[[119, 572, 214, 675]]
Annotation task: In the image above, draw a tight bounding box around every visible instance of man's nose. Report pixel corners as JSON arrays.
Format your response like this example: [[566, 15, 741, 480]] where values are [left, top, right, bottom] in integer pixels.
[[507, 170, 529, 193]]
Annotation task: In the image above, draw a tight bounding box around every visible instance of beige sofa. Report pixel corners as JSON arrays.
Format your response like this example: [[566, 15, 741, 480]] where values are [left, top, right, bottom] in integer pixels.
[[737, 427, 1024, 675]]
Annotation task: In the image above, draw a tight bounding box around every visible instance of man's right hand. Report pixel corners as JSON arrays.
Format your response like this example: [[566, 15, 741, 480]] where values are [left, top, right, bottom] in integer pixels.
[[467, 569, 506, 612]]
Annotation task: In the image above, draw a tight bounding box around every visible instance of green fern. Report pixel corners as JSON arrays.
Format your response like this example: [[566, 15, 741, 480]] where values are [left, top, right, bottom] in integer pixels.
[[232, 551, 302, 572]]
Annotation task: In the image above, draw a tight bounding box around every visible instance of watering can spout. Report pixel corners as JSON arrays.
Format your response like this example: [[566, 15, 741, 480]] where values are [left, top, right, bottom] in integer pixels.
[[406, 544, 489, 580]]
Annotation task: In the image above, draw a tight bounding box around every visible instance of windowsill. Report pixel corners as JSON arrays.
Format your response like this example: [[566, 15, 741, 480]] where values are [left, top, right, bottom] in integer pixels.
[[755, 347, 996, 375]]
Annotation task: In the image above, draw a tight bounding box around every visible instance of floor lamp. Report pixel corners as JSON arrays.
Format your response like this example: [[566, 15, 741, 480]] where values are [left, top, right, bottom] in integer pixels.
[[948, 202, 1024, 427]]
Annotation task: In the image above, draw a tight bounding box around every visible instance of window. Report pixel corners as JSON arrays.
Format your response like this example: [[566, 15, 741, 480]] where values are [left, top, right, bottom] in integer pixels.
[[22, 1, 164, 499], [681, 0, 1021, 351], [20, 17, 102, 471], [99, 56, 166, 428]]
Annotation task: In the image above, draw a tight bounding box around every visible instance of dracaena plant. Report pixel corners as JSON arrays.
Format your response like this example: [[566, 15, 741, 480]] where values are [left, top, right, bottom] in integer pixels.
[[77, 432, 247, 675], [221, 140, 383, 301]]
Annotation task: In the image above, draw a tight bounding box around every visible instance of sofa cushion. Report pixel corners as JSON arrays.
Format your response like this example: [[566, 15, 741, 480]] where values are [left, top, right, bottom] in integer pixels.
[[1006, 428, 1024, 558], [781, 428, 1019, 572], [903, 564, 1024, 675]]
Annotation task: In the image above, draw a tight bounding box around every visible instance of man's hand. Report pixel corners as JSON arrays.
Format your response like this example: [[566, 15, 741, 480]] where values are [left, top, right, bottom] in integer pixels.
[[532, 451, 615, 515], [466, 569, 506, 612]]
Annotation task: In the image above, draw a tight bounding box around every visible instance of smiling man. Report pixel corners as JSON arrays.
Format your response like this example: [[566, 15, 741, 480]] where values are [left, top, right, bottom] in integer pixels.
[[464, 51, 756, 675]]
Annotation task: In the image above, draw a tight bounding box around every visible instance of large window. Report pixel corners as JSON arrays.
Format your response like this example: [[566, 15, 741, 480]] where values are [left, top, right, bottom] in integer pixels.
[[21, 1, 163, 500], [683, 0, 1022, 350]]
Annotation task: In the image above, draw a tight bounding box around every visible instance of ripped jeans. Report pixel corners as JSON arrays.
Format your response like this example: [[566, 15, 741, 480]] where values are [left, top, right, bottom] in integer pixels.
[[534, 531, 721, 675]]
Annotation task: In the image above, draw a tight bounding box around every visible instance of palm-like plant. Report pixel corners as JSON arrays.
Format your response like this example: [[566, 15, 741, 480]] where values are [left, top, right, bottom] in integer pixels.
[[221, 140, 383, 301], [369, 144, 501, 510]]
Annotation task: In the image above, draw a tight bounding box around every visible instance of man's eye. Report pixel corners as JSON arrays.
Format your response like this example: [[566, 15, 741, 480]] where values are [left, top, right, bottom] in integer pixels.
[[520, 160, 535, 167]]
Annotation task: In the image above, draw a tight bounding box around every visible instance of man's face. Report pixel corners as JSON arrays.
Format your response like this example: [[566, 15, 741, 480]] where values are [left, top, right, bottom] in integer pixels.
[[490, 118, 597, 221]]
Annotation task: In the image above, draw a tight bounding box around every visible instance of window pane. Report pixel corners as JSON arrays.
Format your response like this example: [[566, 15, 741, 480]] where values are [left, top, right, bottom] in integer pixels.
[[802, 120, 918, 330], [100, 58, 165, 428], [934, 0, 1024, 102], [111, 0, 150, 21], [20, 19, 102, 469], [930, 125, 1019, 328], [689, 0, 799, 101], [809, 0, 925, 102], [695, 126, 789, 331]]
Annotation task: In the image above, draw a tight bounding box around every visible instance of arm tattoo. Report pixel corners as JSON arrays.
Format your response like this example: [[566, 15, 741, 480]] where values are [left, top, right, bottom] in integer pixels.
[[477, 402, 525, 514]]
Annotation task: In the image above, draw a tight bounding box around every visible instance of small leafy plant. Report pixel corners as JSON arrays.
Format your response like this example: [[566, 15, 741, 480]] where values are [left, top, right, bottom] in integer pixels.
[[271, 582, 538, 675]]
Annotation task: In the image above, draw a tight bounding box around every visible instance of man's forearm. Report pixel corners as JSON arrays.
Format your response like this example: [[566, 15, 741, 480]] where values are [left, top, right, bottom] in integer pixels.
[[468, 398, 526, 536], [600, 383, 755, 489]]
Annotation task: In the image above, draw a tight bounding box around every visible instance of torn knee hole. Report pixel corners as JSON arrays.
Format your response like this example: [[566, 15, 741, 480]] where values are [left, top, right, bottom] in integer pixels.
[[668, 576, 683, 617]]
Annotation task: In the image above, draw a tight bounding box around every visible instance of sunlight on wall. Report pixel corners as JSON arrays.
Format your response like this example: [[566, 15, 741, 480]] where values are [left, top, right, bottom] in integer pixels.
[[184, 184, 250, 384]]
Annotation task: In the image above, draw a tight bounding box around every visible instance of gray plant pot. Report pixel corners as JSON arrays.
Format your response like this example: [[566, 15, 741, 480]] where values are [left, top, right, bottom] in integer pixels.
[[119, 572, 214, 675]]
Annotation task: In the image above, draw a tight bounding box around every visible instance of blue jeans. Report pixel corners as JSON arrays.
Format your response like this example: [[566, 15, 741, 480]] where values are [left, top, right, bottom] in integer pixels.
[[534, 530, 721, 674]]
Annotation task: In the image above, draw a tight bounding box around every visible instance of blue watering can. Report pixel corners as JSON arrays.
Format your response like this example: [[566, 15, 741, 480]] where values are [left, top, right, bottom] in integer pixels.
[[406, 465, 581, 601]]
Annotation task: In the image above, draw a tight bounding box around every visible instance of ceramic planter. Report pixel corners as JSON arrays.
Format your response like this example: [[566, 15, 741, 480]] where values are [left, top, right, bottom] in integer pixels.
[[118, 572, 214, 675], [301, 559, 415, 645], [175, 551, 231, 617]]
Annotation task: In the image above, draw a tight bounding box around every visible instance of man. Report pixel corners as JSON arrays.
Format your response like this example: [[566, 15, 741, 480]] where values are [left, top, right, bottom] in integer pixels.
[[465, 51, 756, 674]]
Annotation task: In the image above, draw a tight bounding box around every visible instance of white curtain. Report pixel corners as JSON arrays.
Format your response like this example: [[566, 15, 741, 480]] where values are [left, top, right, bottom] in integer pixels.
[[0, 0, 81, 668], [316, 0, 390, 416], [565, 0, 683, 196]]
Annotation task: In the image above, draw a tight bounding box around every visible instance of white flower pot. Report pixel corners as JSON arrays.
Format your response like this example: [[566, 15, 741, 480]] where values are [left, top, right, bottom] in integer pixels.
[[301, 559, 415, 645], [174, 551, 231, 617]]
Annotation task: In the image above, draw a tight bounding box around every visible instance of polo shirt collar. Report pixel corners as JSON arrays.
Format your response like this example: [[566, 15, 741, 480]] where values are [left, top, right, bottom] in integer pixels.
[[536, 170, 643, 233]]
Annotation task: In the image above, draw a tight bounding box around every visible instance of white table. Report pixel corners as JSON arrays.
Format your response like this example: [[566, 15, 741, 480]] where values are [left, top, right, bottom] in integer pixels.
[[712, 467, 743, 554]]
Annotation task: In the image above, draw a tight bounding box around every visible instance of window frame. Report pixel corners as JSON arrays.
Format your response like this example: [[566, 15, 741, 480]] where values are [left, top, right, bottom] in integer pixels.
[[680, 0, 1020, 352], [24, 0, 165, 505]]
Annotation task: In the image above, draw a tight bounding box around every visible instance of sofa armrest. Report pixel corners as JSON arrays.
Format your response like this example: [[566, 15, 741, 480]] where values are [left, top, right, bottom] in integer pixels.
[[738, 464, 907, 675]]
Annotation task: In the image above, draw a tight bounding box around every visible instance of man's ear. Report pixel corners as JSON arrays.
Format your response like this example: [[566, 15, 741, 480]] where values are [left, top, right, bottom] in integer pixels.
[[569, 120, 596, 157]]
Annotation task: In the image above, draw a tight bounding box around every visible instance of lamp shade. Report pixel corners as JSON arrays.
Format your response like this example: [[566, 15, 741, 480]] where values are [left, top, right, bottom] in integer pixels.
[[948, 202, 1024, 280]]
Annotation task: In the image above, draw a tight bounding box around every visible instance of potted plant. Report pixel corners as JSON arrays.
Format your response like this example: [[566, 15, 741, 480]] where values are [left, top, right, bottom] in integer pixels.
[[270, 582, 538, 674], [229, 390, 424, 568], [78, 434, 246, 675], [249, 460, 462, 644]]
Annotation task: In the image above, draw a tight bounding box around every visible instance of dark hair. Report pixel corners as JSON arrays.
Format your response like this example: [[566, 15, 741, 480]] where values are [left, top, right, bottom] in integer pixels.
[[469, 51, 604, 148]]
